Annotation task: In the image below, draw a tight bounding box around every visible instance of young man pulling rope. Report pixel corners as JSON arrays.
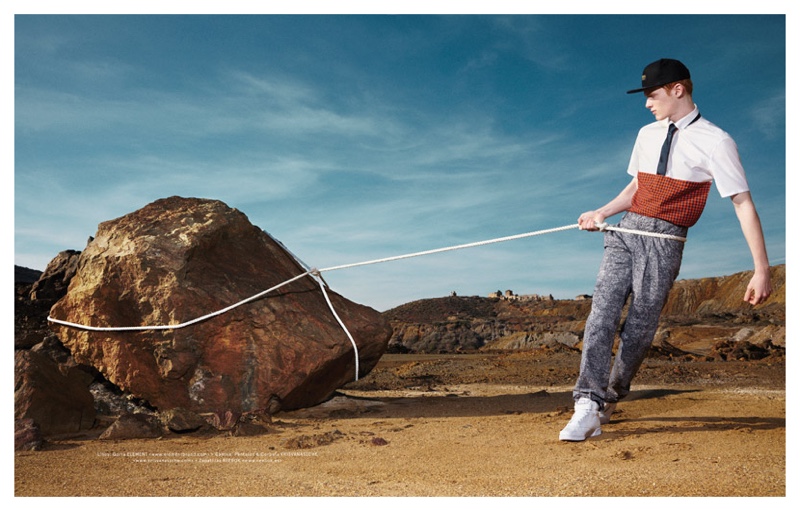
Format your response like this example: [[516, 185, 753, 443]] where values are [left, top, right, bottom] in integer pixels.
[[559, 58, 773, 442]]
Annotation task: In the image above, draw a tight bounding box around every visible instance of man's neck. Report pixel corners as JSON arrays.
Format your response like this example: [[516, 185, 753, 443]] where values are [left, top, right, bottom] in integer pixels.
[[669, 99, 696, 123]]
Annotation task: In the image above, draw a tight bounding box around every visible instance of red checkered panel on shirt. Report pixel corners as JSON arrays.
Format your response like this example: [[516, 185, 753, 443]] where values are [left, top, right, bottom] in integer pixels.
[[628, 171, 712, 227]]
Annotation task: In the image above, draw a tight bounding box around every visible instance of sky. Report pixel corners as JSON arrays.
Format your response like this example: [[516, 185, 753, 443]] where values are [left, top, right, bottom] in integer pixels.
[[9, 4, 792, 312]]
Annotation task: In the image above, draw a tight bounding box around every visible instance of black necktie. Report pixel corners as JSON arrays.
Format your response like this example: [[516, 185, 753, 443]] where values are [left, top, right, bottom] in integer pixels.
[[656, 123, 678, 176]]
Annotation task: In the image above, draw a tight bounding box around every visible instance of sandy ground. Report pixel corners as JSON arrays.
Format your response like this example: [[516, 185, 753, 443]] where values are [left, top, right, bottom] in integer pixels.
[[14, 351, 787, 498]]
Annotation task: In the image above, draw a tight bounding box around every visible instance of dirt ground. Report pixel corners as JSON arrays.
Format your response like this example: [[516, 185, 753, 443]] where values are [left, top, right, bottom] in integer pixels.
[[14, 350, 787, 498]]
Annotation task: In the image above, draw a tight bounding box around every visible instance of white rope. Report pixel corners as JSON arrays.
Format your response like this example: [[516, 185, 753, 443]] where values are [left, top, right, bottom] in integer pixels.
[[266, 232, 360, 381], [317, 223, 581, 273], [316, 222, 685, 273], [312, 274, 360, 381], [46, 271, 313, 332], [595, 222, 687, 242], [46, 220, 687, 382]]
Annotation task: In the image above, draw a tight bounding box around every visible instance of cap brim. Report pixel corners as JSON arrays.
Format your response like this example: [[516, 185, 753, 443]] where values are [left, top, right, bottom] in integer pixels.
[[627, 77, 689, 95]]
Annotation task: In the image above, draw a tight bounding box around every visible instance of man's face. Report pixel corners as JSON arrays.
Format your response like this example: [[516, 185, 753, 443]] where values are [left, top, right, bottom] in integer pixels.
[[644, 86, 679, 122]]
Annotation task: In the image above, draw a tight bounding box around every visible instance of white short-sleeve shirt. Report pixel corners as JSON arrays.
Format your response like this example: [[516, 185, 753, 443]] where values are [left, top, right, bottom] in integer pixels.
[[627, 106, 750, 198]]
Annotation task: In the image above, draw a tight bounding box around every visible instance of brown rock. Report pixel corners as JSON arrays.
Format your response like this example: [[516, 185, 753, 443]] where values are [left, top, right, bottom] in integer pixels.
[[99, 413, 161, 440], [14, 350, 96, 435], [29, 249, 81, 301], [15, 419, 44, 451], [50, 196, 391, 417], [14, 308, 49, 350], [159, 407, 207, 433]]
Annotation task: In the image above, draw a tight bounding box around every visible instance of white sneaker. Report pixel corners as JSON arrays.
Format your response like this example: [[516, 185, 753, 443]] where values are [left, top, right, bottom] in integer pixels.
[[559, 397, 602, 441], [599, 402, 617, 425]]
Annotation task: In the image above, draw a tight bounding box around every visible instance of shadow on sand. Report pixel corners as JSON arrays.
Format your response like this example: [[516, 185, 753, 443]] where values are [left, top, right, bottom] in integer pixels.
[[288, 387, 703, 420]]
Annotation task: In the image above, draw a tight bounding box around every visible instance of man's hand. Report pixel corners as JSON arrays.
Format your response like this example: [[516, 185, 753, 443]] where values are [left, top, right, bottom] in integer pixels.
[[743, 269, 773, 305], [578, 211, 606, 231]]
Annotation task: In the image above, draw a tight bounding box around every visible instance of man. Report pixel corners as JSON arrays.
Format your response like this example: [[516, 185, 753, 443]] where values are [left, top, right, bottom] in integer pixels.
[[559, 58, 772, 442]]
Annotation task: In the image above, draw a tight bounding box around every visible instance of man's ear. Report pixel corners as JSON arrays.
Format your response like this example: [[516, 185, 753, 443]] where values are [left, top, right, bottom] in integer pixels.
[[671, 83, 686, 98]]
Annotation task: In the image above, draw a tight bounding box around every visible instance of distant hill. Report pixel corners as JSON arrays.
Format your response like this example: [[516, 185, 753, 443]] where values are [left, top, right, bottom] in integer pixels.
[[14, 266, 42, 285], [382, 265, 785, 355]]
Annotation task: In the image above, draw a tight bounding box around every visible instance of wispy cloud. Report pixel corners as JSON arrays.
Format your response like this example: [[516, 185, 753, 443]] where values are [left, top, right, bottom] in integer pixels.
[[14, 15, 785, 312], [748, 92, 785, 139]]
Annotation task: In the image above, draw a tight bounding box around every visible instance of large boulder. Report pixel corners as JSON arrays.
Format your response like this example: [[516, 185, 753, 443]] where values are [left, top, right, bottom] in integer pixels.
[[49, 196, 391, 417]]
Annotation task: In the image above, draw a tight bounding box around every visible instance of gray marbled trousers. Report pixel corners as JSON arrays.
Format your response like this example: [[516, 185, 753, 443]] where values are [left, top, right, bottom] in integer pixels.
[[574, 212, 688, 406]]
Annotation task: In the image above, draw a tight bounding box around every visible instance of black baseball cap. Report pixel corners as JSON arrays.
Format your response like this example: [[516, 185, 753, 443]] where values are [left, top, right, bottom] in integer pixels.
[[626, 58, 691, 94]]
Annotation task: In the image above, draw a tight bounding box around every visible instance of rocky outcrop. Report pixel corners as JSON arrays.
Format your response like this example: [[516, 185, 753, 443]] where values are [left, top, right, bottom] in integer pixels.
[[49, 196, 392, 418], [30, 250, 81, 301], [15, 252, 81, 350], [15, 257, 101, 445], [14, 350, 96, 435], [385, 295, 591, 353], [15, 266, 42, 285], [384, 266, 785, 356], [661, 265, 785, 318]]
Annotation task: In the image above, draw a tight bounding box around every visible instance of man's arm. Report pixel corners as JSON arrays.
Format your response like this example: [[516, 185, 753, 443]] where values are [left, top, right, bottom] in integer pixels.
[[730, 191, 772, 305], [578, 176, 638, 230]]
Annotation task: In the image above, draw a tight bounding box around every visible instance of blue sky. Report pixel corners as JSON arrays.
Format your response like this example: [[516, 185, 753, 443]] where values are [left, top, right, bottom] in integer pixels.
[[10, 7, 791, 312]]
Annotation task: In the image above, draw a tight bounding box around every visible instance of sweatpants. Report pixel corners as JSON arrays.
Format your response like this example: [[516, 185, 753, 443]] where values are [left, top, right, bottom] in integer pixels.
[[573, 212, 688, 406]]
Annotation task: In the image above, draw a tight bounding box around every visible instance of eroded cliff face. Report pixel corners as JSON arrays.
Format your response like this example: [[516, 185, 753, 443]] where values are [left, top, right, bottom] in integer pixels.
[[384, 265, 785, 356], [662, 265, 785, 317]]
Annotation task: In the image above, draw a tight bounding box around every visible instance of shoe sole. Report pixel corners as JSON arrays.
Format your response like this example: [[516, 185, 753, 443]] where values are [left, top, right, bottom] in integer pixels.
[[559, 426, 602, 442]]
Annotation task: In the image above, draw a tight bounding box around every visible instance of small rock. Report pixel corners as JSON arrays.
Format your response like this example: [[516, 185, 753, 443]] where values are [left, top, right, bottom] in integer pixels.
[[99, 413, 161, 440], [231, 422, 272, 437], [159, 407, 207, 433]]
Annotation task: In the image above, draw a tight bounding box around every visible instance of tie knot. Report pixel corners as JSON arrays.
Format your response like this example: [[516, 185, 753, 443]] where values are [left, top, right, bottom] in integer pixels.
[[668, 123, 678, 134]]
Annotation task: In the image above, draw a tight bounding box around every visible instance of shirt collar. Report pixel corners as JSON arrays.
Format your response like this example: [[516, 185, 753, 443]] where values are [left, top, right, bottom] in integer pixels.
[[670, 105, 701, 130]]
